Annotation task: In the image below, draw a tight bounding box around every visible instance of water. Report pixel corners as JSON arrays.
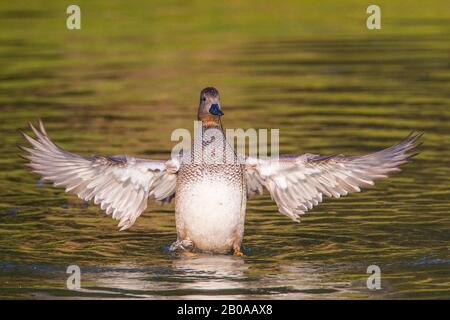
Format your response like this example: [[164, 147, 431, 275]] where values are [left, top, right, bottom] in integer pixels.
[[0, 1, 449, 299]]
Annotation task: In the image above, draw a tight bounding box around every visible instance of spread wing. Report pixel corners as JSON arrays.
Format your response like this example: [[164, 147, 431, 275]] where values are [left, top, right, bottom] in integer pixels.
[[20, 121, 180, 230], [245, 133, 422, 222]]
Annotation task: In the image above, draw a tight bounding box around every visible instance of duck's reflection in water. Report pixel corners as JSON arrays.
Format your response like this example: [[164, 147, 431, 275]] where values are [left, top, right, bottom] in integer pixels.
[[172, 254, 248, 293], [84, 255, 247, 299], [82, 257, 350, 299]]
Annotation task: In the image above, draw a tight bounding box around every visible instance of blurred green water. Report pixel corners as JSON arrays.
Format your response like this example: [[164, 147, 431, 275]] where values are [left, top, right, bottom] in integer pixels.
[[0, 0, 449, 299]]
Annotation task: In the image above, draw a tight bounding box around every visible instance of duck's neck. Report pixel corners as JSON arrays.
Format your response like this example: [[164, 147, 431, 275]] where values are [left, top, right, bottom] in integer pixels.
[[199, 114, 223, 130], [193, 116, 233, 164]]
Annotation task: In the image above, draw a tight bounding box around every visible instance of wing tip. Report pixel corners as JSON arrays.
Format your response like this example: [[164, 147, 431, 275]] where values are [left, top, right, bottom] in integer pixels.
[[404, 131, 424, 146], [403, 131, 424, 159]]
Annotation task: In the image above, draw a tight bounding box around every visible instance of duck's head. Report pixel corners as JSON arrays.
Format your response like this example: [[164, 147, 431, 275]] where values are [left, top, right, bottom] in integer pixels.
[[198, 87, 224, 125]]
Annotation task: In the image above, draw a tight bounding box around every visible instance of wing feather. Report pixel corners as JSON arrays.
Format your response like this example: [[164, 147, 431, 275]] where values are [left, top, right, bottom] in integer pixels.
[[20, 120, 179, 230], [245, 133, 422, 221]]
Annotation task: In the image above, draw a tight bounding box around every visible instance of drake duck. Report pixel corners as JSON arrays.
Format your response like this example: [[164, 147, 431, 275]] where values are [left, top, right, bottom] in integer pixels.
[[20, 87, 421, 255]]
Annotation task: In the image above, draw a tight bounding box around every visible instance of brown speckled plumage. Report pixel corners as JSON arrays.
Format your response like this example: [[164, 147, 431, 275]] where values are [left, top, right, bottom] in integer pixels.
[[175, 123, 247, 253]]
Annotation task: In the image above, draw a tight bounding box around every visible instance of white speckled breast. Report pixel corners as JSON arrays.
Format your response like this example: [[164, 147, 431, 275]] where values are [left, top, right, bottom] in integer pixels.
[[174, 125, 246, 253]]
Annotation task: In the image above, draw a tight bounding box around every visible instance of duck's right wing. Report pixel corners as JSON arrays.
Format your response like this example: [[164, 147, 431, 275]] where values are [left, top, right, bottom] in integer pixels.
[[20, 121, 179, 230], [245, 133, 422, 222]]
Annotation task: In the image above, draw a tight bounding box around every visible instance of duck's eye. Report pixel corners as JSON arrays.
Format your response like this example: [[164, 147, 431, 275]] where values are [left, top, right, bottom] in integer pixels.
[[202, 97, 206, 102]]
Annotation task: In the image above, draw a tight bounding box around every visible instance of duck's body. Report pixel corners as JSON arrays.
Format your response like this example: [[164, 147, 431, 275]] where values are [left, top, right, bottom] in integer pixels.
[[176, 163, 246, 253], [20, 87, 422, 255], [175, 121, 246, 253]]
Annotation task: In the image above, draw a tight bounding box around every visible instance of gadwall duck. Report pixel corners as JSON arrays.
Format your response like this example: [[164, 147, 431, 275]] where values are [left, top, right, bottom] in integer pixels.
[[20, 87, 422, 255]]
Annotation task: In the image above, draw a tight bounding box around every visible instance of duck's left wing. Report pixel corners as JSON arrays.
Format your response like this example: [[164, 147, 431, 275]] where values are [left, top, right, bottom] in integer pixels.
[[245, 133, 422, 222], [20, 121, 179, 230]]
